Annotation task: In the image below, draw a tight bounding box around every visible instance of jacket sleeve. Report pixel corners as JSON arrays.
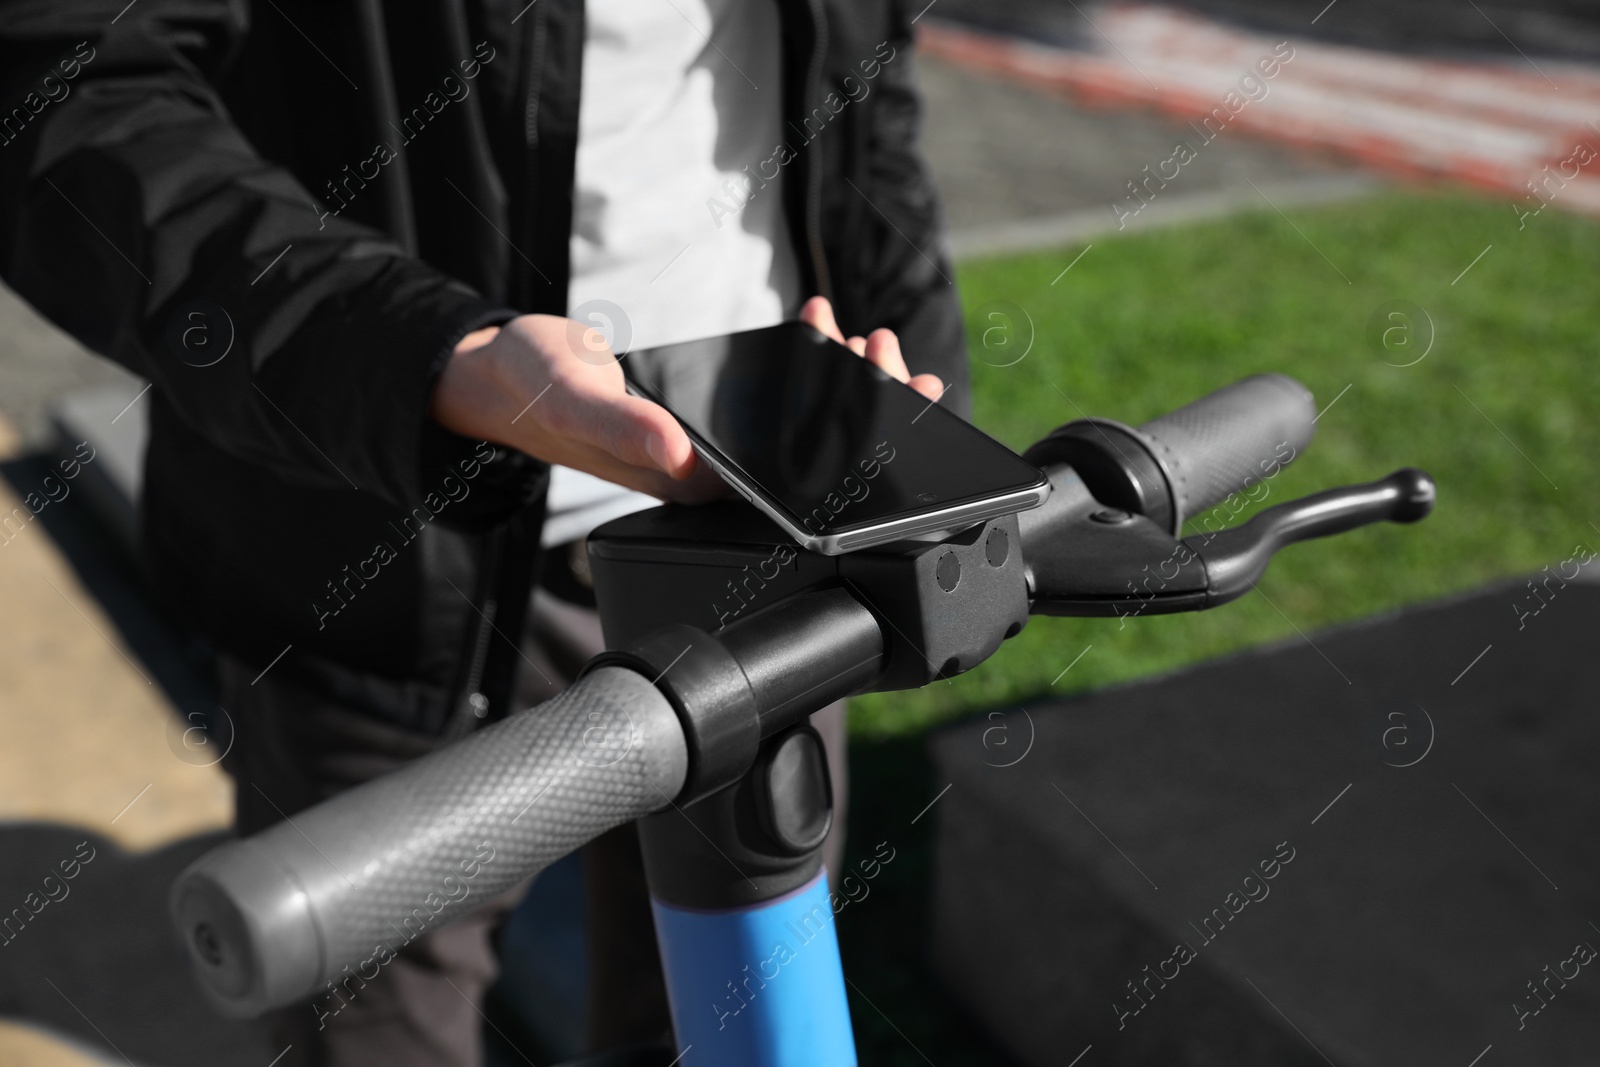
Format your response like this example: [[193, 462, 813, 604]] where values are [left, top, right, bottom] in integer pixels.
[[0, 1, 523, 509], [852, 2, 971, 417]]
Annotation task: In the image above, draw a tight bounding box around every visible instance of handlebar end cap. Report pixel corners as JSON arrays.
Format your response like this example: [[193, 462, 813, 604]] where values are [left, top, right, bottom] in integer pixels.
[[169, 840, 323, 1018]]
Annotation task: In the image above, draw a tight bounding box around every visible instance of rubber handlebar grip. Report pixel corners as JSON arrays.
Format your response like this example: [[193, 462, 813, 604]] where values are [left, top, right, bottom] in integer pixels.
[[1136, 373, 1317, 524], [170, 666, 687, 1017]]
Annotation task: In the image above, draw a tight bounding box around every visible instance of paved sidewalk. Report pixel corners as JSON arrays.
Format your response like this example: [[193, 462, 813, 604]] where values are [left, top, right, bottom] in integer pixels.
[[918, 49, 1373, 257]]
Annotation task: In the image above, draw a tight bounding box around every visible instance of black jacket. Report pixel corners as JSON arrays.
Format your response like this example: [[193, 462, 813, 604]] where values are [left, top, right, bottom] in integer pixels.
[[0, 0, 965, 733]]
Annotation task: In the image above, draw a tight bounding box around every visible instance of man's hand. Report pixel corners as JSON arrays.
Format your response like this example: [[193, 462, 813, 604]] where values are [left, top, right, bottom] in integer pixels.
[[430, 298, 943, 502], [432, 314, 722, 503]]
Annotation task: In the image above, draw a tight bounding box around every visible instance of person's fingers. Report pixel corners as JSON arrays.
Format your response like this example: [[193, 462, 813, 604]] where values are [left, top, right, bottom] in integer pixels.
[[581, 451, 726, 503], [583, 391, 698, 479], [565, 417, 727, 502], [799, 295, 846, 344], [908, 373, 945, 402], [846, 335, 867, 356], [542, 442, 718, 504], [862, 328, 912, 383], [665, 459, 733, 503], [531, 359, 694, 477], [522, 317, 697, 479]]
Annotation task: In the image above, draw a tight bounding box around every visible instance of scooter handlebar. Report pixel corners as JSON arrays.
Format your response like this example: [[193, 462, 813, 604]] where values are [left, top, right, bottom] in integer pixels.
[[1022, 374, 1319, 537], [170, 666, 687, 1018]]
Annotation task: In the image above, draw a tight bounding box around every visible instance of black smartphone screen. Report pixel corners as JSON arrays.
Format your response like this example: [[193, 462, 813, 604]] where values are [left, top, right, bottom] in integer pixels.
[[624, 322, 1045, 538]]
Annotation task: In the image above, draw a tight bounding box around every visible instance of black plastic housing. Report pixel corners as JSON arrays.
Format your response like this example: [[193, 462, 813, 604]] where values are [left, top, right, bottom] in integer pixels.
[[585, 626, 760, 802], [588, 501, 1030, 692], [639, 724, 832, 910]]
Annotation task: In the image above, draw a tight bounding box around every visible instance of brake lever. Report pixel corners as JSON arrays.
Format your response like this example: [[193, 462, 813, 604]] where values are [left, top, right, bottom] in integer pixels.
[[1192, 468, 1435, 605], [1025, 468, 1435, 617]]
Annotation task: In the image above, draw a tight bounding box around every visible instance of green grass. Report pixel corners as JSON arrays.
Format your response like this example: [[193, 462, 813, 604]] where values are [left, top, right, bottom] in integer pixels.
[[848, 189, 1600, 740]]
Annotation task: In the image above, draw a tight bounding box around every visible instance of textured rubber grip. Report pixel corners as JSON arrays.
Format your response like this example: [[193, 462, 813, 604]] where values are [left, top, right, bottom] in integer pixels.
[[1136, 373, 1316, 524], [171, 666, 687, 1018]]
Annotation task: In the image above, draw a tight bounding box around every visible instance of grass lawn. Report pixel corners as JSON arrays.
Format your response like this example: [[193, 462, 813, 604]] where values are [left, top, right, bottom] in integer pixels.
[[838, 189, 1600, 1066]]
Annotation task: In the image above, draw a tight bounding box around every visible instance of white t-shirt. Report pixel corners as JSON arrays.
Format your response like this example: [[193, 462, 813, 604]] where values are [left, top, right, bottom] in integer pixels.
[[566, 0, 803, 350], [549, 0, 804, 537]]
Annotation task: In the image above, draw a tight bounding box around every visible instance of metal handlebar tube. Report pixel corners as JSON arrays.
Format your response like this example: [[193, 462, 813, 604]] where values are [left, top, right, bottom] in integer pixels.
[[170, 579, 885, 1026], [170, 571, 885, 1035]]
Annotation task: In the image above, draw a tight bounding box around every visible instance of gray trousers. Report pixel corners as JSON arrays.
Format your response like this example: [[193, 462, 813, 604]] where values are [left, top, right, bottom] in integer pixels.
[[218, 591, 849, 1066]]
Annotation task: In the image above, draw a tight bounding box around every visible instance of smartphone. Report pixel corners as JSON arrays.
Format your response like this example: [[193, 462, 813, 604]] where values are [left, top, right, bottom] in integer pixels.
[[623, 321, 1050, 554]]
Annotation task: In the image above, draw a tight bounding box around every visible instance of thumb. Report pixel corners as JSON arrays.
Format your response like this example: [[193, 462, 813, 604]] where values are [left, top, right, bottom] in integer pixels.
[[581, 391, 698, 479]]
